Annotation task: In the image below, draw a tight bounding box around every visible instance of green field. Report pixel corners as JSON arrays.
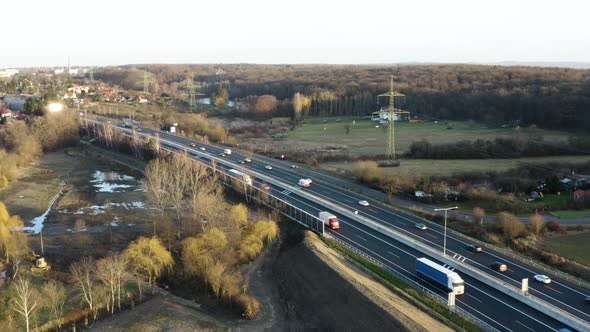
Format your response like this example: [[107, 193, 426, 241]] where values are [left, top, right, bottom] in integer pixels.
[[543, 232, 590, 266], [287, 118, 572, 157], [551, 209, 590, 219], [320, 155, 590, 177]]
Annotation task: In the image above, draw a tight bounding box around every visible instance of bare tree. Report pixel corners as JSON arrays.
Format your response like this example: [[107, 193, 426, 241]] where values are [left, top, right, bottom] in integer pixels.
[[13, 276, 37, 332], [70, 257, 97, 318], [292, 92, 303, 121], [473, 207, 485, 226], [42, 280, 66, 329], [528, 214, 545, 236], [144, 158, 170, 235], [186, 162, 222, 235], [496, 212, 525, 240], [165, 153, 190, 237]]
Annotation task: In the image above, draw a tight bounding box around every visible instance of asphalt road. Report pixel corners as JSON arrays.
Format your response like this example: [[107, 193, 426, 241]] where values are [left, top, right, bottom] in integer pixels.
[[91, 117, 589, 331]]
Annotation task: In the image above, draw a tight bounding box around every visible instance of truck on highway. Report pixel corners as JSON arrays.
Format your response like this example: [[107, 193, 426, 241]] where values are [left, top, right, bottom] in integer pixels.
[[123, 118, 140, 129], [223, 148, 232, 155], [298, 178, 312, 188], [416, 257, 464, 295], [319, 211, 340, 230], [228, 169, 252, 186]]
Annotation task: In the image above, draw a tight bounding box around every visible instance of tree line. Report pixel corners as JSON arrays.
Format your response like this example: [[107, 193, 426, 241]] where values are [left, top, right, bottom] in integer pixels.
[[96, 64, 590, 129], [0, 112, 80, 190]]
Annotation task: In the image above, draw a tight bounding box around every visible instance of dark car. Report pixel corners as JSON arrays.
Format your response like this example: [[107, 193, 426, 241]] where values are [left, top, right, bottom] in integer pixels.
[[491, 262, 508, 272], [466, 244, 482, 253]]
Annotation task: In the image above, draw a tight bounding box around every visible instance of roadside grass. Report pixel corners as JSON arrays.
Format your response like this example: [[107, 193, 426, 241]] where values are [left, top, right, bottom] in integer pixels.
[[320, 156, 590, 177], [288, 118, 572, 157], [550, 210, 590, 220], [322, 238, 485, 332], [432, 193, 573, 215], [543, 231, 590, 267]]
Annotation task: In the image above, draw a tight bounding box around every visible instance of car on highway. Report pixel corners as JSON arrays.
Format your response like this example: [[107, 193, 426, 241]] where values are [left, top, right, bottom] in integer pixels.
[[189, 143, 196, 147], [533, 274, 551, 284], [245, 158, 252, 163], [262, 185, 271, 191], [358, 200, 369, 207], [239, 160, 245, 164], [291, 165, 298, 168], [265, 165, 273, 170], [491, 262, 508, 272], [465, 244, 482, 253], [199, 147, 206, 151], [219, 153, 226, 157], [415, 223, 427, 230]]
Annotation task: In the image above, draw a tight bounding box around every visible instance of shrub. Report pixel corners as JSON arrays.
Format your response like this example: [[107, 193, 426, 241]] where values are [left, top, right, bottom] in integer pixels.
[[234, 294, 260, 319]]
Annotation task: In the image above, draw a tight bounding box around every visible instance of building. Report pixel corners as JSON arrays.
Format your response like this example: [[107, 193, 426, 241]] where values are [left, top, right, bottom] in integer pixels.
[[371, 107, 410, 122], [0, 109, 11, 119], [2, 96, 25, 112], [0, 69, 19, 78]]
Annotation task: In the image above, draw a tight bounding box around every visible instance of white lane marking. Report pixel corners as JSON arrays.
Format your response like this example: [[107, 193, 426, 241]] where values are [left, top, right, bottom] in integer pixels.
[[544, 286, 563, 295], [465, 293, 482, 303], [425, 233, 438, 239], [356, 234, 368, 242], [515, 320, 535, 332], [387, 251, 400, 258]]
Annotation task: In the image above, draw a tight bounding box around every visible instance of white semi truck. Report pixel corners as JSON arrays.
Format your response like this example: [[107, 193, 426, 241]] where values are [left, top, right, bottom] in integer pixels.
[[416, 257, 464, 295], [319, 211, 340, 230]]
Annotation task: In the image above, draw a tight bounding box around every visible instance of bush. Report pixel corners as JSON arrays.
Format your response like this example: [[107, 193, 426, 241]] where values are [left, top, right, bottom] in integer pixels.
[[546, 221, 566, 234], [234, 294, 260, 320]]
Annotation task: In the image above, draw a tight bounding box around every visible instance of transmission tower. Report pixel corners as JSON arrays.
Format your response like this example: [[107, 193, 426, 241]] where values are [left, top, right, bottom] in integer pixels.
[[186, 76, 204, 112], [137, 68, 153, 94], [89, 68, 94, 81], [378, 76, 406, 161]]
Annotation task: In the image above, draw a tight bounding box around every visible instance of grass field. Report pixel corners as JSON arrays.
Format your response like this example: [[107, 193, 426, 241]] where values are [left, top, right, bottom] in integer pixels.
[[287, 118, 573, 157], [543, 231, 590, 266], [320, 155, 590, 177], [550, 209, 590, 219]]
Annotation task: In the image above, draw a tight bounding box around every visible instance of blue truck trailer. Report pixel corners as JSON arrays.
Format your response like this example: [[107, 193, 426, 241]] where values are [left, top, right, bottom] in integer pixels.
[[416, 257, 464, 295]]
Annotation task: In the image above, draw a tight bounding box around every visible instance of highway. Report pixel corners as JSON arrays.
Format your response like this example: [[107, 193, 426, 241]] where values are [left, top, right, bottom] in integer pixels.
[[90, 117, 590, 331]]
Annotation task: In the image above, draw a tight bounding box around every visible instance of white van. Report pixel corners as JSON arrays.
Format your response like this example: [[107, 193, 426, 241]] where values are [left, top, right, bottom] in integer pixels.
[[223, 149, 232, 155]]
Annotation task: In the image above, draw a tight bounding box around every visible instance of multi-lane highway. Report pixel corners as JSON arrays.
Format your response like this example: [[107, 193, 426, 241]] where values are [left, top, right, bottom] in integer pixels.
[[90, 117, 590, 331]]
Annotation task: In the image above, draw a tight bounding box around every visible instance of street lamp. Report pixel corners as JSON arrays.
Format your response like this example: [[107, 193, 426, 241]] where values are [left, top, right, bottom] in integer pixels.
[[47, 102, 64, 113], [434, 206, 458, 257]]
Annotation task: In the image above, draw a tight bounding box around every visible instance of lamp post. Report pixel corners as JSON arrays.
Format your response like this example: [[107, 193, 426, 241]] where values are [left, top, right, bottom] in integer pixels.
[[434, 206, 458, 257]]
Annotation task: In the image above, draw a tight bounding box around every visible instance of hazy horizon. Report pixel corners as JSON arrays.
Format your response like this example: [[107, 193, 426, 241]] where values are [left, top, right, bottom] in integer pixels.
[[2, 0, 589, 68]]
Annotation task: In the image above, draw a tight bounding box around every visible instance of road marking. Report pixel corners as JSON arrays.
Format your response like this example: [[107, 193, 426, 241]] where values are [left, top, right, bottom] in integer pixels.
[[515, 320, 534, 332], [281, 190, 291, 195], [465, 293, 482, 303], [545, 286, 563, 294], [356, 234, 367, 242], [387, 251, 400, 258], [425, 233, 438, 239]]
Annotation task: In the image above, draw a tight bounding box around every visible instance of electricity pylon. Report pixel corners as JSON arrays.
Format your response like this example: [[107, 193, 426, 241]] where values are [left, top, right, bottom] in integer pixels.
[[378, 76, 406, 161], [137, 68, 152, 94], [186, 76, 204, 112], [89, 68, 94, 81]]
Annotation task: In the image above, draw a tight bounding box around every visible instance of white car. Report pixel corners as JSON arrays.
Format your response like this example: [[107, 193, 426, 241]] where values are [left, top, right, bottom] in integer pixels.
[[415, 223, 427, 230], [265, 165, 273, 170], [533, 274, 551, 284], [245, 158, 252, 163], [290, 165, 298, 168], [358, 200, 369, 207], [200, 147, 206, 151]]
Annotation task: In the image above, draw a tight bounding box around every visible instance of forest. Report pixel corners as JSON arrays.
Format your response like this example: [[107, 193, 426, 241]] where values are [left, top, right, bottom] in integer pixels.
[[94, 64, 590, 130]]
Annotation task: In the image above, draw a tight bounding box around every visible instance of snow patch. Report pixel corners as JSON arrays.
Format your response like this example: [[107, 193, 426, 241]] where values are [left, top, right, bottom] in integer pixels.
[[24, 192, 63, 234], [91, 170, 135, 193]]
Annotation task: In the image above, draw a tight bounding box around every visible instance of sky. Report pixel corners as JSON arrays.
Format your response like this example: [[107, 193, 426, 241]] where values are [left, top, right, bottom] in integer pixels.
[[2, 0, 589, 67]]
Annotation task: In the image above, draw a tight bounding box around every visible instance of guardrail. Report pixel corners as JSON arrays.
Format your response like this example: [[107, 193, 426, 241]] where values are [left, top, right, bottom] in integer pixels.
[[86, 120, 589, 331], [325, 234, 500, 332]]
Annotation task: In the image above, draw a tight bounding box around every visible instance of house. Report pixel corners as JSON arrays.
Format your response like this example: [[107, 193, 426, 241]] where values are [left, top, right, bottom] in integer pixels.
[[0, 109, 11, 119], [574, 189, 586, 202], [560, 174, 590, 190], [63, 92, 77, 100]]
